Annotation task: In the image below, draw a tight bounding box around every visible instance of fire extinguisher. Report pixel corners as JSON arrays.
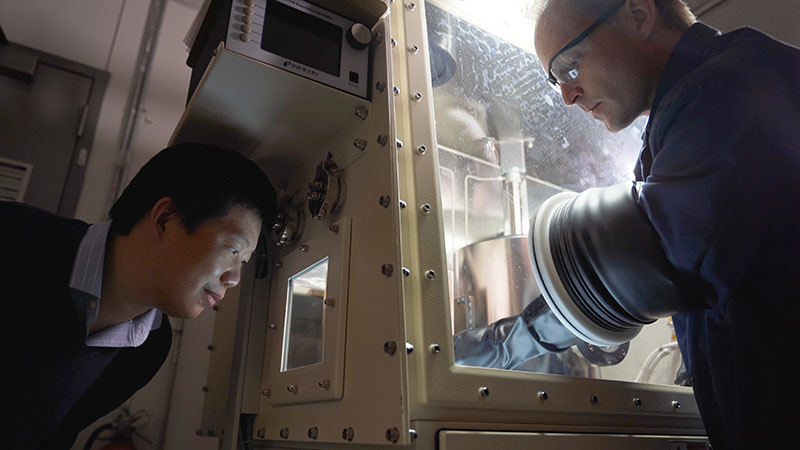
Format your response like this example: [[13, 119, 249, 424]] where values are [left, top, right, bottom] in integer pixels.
[[83, 407, 152, 450]]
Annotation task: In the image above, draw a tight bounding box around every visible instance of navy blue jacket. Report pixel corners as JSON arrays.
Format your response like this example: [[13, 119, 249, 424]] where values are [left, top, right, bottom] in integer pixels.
[[637, 24, 800, 449], [0, 202, 172, 449]]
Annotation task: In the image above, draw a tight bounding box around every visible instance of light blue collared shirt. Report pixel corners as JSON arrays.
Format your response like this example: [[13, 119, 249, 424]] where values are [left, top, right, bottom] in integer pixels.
[[69, 221, 163, 348]]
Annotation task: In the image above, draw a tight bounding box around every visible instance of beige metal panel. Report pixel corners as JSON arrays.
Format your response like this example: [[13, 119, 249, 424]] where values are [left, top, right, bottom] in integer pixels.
[[250, 15, 410, 447], [392, 0, 704, 433], [439, 430, 709, 450]]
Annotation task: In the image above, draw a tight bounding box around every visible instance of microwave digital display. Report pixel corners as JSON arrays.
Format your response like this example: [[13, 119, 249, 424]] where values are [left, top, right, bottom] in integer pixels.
[[261, 0, 343, 77]]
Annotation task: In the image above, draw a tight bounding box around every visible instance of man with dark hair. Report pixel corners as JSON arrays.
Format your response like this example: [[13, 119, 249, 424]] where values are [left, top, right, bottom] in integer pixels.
[[0, 142, 276, 449], [533, 0, 800, 448]]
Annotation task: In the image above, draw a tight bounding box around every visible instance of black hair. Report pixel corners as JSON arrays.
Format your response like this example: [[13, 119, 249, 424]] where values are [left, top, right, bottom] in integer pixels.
[[109, 142, 276, 235]]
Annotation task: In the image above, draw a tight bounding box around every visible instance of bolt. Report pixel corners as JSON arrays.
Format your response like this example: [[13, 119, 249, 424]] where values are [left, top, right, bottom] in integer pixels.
[[342, 427, 355, 441], [396, 139, 403, 148], [386, 427, 400, 443], [399, 200, 407, 209], [381, 264, 394, 277], [268, 323, 277, 330], [374, 31, 384, 44], [590, 395, 599, 405], [376, 80, 386, 92], [409, 429, 418, 441], [406, 342, 415, 354], [319, 379, 331, 390], [408, 45, 419, 54], [479, 386, 490, 397], [275, 261, 283, 268], [379, 195, 391, 207], [420, 203, 431, 214], [384, 341, 398, 355], [393, 86, 400, 95], [257, 428, 266, 438], [413, 92, 423, 101], [329, 224, 339, 233], [633, 397, 643, 407], [280, 428, 289, 439], [672, 400, 681, 409], [391, 38, 397, 48], [262, 389, 271, 397], [425, 269, 437, 279], [538, 391, 549, 401], [354, 138, 367, 150], [287, 384, 298, 393], [308, 427, 319, 440], [416, 144, 427, 154], [406, 2, 416, 10], [324, 298, 335, 307], [355, 108, 369, 120], [377, 134, 389, 146], [402, 267, 411, 277], [429, 343, 441, 354], [299, 245, 309, 253]]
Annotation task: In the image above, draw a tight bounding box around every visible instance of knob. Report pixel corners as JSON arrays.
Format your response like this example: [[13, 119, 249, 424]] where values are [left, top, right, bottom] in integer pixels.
[[346, 23, 372, 50]]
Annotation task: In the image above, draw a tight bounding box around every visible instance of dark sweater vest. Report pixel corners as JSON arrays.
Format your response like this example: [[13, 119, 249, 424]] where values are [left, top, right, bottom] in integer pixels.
[[0, 202, 172, 450]]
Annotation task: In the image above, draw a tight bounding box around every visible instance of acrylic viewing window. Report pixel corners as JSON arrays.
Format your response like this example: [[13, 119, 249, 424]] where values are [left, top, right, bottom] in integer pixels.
[[282, 257, 329, 372]]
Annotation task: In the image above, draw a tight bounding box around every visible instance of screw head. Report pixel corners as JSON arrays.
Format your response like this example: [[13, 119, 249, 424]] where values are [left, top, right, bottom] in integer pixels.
[[262, 388, 271, 397], [429, 343, 441, 354], [268, 323, 277, 329], [379, 195, 391, 207], [342, 427, 355, 441], [275, 261, 283, 268], [406, 2, 416, 10], [376, 80, 386, 92], [308, 427, 319, 439], [324, 298, 335, 307], [399, 200, 407, 209], [384, 341, 398, 355], [408, 45, 419, 54], [299, 245, 309, 253], [409, 429, 418, 441], [406, 342, 415, 354], [590, 395, 599, 405], [355, 108, 369, 120], [672, 400, 681, 409], [633, 397, 642, 407], [416, 144, 427, 154], [377, 134, 389, 146], [391, 38, 397, 48], [280, 428, 289, 439], [396, 139, 403, 148], [386, 427, 400, 443], [319, 379, 331, 390], [425, 269, 437, 279], [538, 391, 549, 401], [257, 428, 265, 438], [287, 384, 298, 393], [402, 267, 411, 277], [420, 203, 432, 214], [479, 386, 490, 397], [413, 92, 423, 101], [329, 224, 339, 233], [393, 86, 400, 95], [381, 264, 394, 277]]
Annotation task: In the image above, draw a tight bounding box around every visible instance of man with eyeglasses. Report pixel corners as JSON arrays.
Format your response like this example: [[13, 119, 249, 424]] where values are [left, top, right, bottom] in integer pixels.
[[532, 0, 800, 448]]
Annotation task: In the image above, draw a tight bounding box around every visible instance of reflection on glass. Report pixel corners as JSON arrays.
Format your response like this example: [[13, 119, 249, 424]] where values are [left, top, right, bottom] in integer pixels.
[[428, 1, 686, 386], [282, 257, 329, 371]]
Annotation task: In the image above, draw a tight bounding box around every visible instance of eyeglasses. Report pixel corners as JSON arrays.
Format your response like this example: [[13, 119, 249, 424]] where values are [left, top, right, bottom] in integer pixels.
[[546, 0, 626, 88]]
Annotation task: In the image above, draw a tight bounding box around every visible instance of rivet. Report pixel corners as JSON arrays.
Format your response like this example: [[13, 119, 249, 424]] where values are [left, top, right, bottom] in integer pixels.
[[393, 86, 400, 95], [379, 195, 391, 207], [416, 144, 427, 154], [342, 427, 355, 441], [391, 38, 397, 48], [408, 45, 419, 54], [329, 224, 339, 233], [633, 397, 642, 407], [399, 200, 407, 209], [324, 298, 335, 307], [409, 429, 418, 441], [268, 323, 277, 330], [672, 400, 681, 409], [275, 261, 283, 268], [406, 2, 416, 10], [406, 342, 415, 354], [376, 80, 386, 92], [396, 139, 403, 148], [420, 203, 431, 214], [262, 389, 271, 397], [425, 269, 437, 279], [299, 245, 308, 253], [287, 384, 298, 393], [377, 134, 389, 146], [384, 341, 398, 355], [308, 427, 319, 440], [381, 264, 394, 277], [402, 267, 410, 277], [590, 395, 599, 405], [413, 92, 423, 101], [479, 386, 490, 397], [538, 391, 549, 401], [280, 428, 289, 439], [386, 427, 400, 443], [429, 343, 441, 354]]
